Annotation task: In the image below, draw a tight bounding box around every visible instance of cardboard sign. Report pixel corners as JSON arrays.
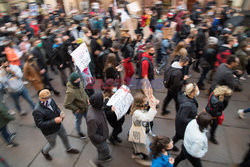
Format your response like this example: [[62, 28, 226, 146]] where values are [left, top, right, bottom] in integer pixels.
[[70, 43, 91, 72], [163, 27, 175, 39], [29, 3, 39, 16], [127, 1, 141, 15], [107, 85, 134, 120]]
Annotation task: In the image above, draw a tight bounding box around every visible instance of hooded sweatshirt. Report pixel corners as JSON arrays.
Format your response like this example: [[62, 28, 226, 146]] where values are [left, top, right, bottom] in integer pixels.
[[168, 62, 184, 92], [86, 93, 109, 145]]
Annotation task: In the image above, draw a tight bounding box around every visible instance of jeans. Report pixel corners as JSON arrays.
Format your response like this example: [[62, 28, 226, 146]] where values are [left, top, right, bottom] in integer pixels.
[[10, 87, 35, 113], [198, 67, 210, 85], [174, 145, 202, 167], [210, 118, 218, 138], [74, 112, 86, 134], [244, 108, 250, 113], [43, 125, 71, 154], [156, 48, 162, 65], [0, 126, 12, 144], [94, 141, 110, 161], [159, 54, 169, 72], [162, 89, 179, 113]]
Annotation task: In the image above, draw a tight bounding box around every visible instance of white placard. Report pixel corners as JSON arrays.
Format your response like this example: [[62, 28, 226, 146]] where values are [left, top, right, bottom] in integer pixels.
[[70, 43, 91, 72], [29, 3, 39, 16], [127, 1, 141, 15], [107, 85, 134, 120]]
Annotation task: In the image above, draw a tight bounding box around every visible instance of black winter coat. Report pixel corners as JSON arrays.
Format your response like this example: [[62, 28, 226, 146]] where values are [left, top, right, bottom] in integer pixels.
[[175, 93, 198, 138], [205, 93, 224, 117], [32, 99, 62, 136], [32, 47, 47, 70]]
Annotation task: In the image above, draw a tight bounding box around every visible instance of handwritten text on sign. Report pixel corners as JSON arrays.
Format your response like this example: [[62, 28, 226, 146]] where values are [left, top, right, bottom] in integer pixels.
[[70, 43, 91, 72], [107, 85, 134, 120]]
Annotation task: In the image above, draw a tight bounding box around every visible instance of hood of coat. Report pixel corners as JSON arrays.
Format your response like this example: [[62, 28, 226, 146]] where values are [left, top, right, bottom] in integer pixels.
[[171, 61, 183, 69], [89, 92, 104, 110], [178, 92, 198, 108]]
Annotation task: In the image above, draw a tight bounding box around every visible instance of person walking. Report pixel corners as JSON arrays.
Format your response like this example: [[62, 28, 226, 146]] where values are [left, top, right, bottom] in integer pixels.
[[64, 72, 89, 139], [86, 92, 112, 166], [32, 89, 79, 161], [172, 83, 200, 152], [174, 112, 212, 167]]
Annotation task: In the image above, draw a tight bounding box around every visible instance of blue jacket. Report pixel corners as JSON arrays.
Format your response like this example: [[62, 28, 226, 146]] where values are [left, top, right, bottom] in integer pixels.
[[151, 153, 173, 167]]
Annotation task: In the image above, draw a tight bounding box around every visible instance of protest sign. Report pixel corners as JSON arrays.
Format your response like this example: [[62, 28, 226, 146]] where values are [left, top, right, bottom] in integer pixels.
[[70, 43, 91, 72], [107, 85, 134, 120], [29, 3, 39, 16], [163, 27, 175, 39], [127, 1, 141, 15]]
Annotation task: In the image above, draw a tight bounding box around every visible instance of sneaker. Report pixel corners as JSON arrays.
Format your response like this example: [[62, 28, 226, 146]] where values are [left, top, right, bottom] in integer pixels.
[[115, 137, 122, 143], [66, 148, 79, 154], [155, 69, 161, 76], [240, 77, 246, 80], [78, 132, 86, 139], [8, 110, 16, 116], [210, 137, 219, 144], [109, 136, 116, 145], [20, 111, 27, 116], [161, 109, 171, 116], [7, 142, 18, 148], [41, 150, 52, 161], [237, 109, 245, 119], [98, 155, 112, 162], [10, 133, 17, 142], [172, 145, 179, 152]]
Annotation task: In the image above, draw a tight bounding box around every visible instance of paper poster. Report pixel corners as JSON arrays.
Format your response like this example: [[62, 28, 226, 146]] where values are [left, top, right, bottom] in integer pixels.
[[70, 43, 91, 72], [163, 27, 175, 39], [107, 85, 134, 120], [29, 3, 39, 16], [127, 1, 141, 15]]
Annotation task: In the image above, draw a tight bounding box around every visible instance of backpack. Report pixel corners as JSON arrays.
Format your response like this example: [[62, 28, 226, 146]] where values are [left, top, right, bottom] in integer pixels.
[[163, 67, 176, 88]]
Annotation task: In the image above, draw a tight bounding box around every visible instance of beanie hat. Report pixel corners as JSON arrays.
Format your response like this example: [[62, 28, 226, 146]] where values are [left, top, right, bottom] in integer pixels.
[[156, 24, 164, 30], [208, 37, 218, 45], [70, 72, 80, 84], [39, 89, 51, 101], [167, 13, 174, 17]]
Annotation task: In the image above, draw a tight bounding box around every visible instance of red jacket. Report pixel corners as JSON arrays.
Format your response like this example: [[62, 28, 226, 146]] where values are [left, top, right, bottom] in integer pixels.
[[215, 45, 231, 68], [141, 52, 154, 79], [30, 24, 40, 37]]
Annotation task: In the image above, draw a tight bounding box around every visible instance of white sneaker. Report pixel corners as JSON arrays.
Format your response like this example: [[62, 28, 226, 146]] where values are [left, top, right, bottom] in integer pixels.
[[20, 111, 27, 116], [8, 110, 16, 116], [240, 77, 246, 80], [237, 109, 245, 119], [155, 69, 161, 76]]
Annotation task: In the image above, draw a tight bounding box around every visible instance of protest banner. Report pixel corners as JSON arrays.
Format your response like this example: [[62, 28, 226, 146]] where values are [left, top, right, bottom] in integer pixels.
[[107, 85, 134, 120], [70, 43, 91, 72], [163, 27, 175, 39]]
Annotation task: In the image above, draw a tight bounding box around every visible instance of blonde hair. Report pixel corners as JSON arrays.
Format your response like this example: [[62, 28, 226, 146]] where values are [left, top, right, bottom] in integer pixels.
[[185, 83, 197, 96], [213, 86, 233, 101], [131, 91, 147, 115]]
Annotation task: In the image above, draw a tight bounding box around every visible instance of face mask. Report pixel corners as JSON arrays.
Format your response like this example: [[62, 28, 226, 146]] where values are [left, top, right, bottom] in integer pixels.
[[196, 89, 200, 97], [37, 42, 42, 48], [41, 36, 47, 39], [16, 31, 21, 34], [112, 87, 117, 93], [149, 53, 154, 56], [73, 81, 80, 87], [23, 38, 28, 42], [108, 26, 112, 29], [233, 43, 238, 47]]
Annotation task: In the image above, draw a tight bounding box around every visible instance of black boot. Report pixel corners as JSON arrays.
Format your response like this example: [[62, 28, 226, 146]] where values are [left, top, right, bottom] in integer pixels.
[[210, 137, 219, 144]]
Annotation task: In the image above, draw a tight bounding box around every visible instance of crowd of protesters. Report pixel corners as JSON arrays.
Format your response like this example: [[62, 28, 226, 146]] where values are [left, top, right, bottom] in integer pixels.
[[0, 0, 250, 167]]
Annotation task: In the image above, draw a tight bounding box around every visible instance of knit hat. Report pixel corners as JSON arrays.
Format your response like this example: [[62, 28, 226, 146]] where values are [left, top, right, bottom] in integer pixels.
[[39, 89, 51, 101], [208, 37, 218, 45], [156, 24, 164, 30], [167, 13, 174, 17], [70, 72, 80, 84]]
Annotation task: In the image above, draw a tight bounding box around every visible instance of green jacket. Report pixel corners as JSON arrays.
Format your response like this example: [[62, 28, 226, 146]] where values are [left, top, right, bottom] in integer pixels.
[[0, 102, 14, 129], [235, 49, 249, 71], [64, 82, 89, 114]]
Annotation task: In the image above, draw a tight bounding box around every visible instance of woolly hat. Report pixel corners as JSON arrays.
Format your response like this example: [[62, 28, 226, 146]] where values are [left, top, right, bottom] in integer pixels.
[[208, 37, 218, 45], [39, 89, 51, 101], [70, 72, 80, 84], [156, 24, 164, 30]]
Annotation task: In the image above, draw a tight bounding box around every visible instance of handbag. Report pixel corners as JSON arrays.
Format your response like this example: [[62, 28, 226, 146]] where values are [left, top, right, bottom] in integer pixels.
[[128, 121, 147, 144]]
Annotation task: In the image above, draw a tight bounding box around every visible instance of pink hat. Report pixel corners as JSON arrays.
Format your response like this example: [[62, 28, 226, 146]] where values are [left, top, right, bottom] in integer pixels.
[[167, 13, 174, 17]]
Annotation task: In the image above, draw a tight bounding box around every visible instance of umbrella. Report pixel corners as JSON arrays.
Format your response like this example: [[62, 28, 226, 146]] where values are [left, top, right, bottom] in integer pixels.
[[225, 16, 245, 27]]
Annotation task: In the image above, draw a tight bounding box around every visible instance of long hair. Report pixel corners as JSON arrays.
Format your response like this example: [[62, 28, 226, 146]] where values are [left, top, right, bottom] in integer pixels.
[[213, 85, 233, 102], [150, 136, 171, 158], [131, 91, 147, 115], [171, 41, 187, 60], [104, 53, 117, 73]]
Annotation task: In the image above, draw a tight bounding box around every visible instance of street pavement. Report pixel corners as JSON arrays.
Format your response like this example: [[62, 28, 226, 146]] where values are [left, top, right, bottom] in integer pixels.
[[0, 68, 249, 167]]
